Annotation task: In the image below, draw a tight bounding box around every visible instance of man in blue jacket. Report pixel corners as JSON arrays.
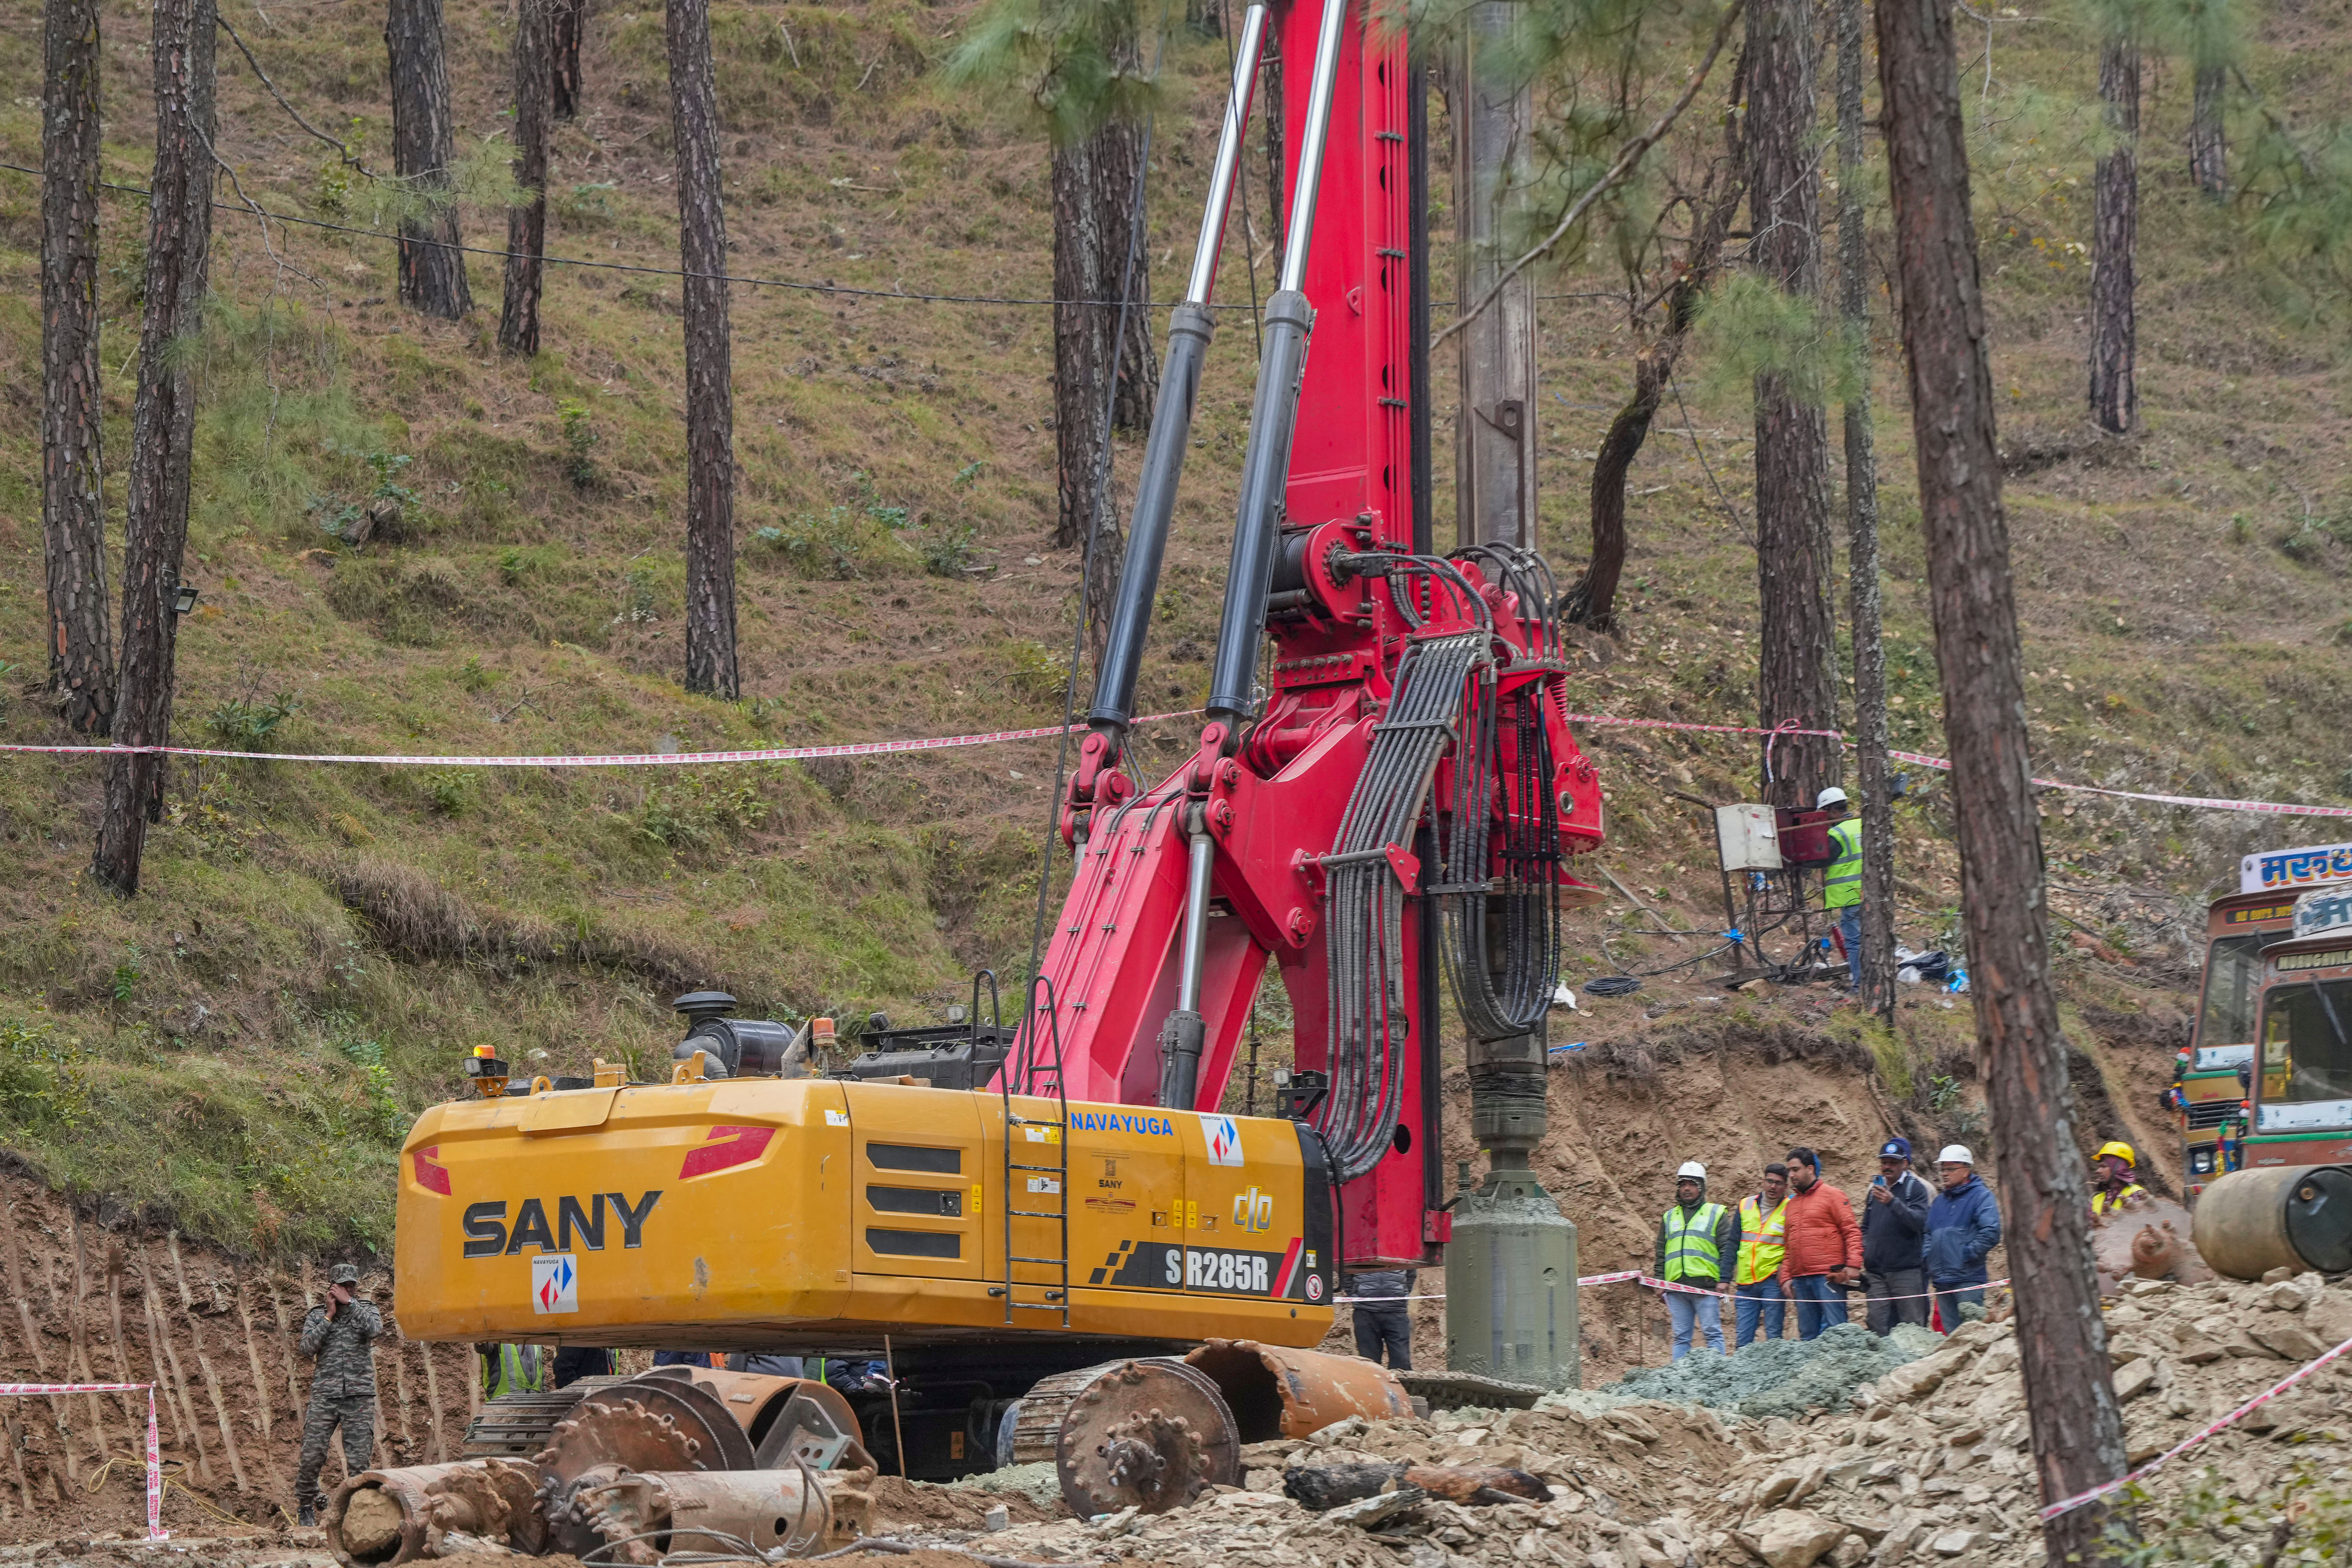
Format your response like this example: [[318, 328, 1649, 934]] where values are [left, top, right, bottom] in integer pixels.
[[1923, 1145, 2002, 1330], [1859, 1137, 1933, 1334]]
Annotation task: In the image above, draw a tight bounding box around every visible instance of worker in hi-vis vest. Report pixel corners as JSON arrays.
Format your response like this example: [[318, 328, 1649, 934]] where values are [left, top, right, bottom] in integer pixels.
[[1733, 1161, 1792, 1349], [1819, 786, 1863, 994], [476, 1341, 549, 1400], [1654, 1161, 1737, 1359]]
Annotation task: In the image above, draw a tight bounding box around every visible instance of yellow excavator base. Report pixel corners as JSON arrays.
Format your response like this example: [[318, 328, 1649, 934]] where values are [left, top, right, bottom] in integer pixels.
[[393, 1077, 1336, 1350]]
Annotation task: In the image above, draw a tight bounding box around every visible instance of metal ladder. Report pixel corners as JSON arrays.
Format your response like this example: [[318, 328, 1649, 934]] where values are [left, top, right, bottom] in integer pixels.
[[997, 975, 1071, 1327]]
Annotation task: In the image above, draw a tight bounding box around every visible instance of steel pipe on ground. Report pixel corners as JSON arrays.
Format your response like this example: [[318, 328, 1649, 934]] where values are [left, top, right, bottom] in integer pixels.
[[1185, 1339, 1412, 1441], [2192, 1164, 2352, 1279], [324, 1459, 544, 1567], [567, 1465, 854, 1563]]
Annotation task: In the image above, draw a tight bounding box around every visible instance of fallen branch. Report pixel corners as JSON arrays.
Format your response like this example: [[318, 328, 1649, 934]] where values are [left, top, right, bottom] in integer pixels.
[[216, 14, 381, 178]]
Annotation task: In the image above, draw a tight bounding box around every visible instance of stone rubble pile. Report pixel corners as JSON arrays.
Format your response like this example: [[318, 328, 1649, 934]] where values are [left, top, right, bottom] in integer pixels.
[[936, 1272, 2352, 1568]]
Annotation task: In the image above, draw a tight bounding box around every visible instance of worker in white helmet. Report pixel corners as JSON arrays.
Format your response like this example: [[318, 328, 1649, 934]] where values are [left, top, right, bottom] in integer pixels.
[[1655, 1160, 1736, 1359], [1818, 785, 1864, 995], [1923, 1145, 2003, 1331]]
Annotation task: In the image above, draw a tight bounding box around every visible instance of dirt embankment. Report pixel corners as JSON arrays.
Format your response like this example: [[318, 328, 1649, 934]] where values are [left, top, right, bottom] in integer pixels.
[[1384, 993, 2183, 1382], [0, 1172, 475, 1541]]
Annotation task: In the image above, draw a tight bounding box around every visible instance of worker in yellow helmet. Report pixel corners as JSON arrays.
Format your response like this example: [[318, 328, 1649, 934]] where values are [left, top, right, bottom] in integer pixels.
[[2089, 1141, 2150, 1218]]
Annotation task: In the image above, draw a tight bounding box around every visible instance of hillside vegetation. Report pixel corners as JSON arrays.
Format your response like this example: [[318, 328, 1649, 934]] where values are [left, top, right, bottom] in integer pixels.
[[0, 0, 2345, 1259]]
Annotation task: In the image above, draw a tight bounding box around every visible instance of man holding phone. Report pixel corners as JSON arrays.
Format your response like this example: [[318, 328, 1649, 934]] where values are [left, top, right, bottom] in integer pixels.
[[1860, 1137, 1933, 1333], [295, 1264, 382, 1526]]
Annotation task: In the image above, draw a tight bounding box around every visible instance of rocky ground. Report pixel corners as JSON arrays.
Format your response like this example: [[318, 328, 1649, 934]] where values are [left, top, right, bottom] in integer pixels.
[[18, 1274, 2347, 1568], [937, 1270, 2351, 1568]]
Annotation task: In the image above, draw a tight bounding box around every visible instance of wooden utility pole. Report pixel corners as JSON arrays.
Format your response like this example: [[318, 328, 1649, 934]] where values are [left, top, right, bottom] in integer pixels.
[[94, 0, 216, 898], [667, 0, 741, 701], [42, 0, 114, 737], [1835, 0, 1894, 1019], [1452, 3, 1536, 552], [1875, 0, 2136, 1561], [498, 0, 551, 355], [385, 0, 472, 318], [2088, 39, 2138, 434], [1747, 0, 1840, 806]]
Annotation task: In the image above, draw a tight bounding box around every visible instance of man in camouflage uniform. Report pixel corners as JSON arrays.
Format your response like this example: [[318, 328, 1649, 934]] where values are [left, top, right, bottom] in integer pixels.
[[295, 1263, 380, 1526]]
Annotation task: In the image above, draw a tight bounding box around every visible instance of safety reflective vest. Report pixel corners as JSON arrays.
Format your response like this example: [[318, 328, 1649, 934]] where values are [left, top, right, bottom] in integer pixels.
[[1736, 1195, 1788, 1285], [1824, 818, 1863, 910], [1662, 1201, 1728, 1282], [2091, 1182, 2149, 1217], [481, 1343, 545, 1400]]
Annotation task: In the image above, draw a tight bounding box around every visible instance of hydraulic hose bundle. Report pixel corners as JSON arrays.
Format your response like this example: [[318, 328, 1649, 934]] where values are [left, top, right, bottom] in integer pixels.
[[1437, 671, 1563, 1043], [1317, 628, 1487, 1180]]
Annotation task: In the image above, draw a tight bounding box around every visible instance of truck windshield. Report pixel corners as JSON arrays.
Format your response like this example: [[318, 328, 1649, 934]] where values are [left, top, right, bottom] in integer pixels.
[[2197, 933, 2267, 1047], [2259, 977, 2352, 1109]]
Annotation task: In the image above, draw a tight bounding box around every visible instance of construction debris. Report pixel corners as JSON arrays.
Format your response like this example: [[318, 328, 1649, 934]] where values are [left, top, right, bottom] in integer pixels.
[[942, 1272, 2352, 1568]]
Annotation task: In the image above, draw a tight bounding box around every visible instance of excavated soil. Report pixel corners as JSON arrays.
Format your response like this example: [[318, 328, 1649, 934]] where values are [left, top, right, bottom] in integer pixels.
[[0, 1172, 478, 1542], [867, 1474, 1059, 1530]]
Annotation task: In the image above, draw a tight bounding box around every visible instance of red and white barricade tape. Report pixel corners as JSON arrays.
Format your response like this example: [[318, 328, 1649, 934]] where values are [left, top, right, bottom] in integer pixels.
[[0, 1383, 165, 1539], [1337, 1272, 2010, 1306], [2040, 1328, 2352, 1521], [0, 698, 2340, 818], [0, 710, 1201, 770], [1885, 747, 2352, 819]]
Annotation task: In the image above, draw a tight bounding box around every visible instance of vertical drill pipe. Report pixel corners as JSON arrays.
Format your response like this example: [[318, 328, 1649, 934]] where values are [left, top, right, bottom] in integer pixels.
[[1088, 4, 1269, 743], [1206, 0, 1350, 731]]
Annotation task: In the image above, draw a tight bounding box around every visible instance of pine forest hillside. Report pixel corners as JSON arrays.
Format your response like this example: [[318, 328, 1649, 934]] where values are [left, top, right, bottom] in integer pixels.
[[0, 0, 2346, 1261]]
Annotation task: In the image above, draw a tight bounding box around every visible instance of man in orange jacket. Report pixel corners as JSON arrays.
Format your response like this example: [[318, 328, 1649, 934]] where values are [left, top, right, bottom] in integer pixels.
[[1777, 1147, 1863, 1340]]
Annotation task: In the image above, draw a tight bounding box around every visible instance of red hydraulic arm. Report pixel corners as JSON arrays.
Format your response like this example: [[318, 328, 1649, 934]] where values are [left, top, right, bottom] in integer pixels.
[[1008, 0, 1605, 1271]]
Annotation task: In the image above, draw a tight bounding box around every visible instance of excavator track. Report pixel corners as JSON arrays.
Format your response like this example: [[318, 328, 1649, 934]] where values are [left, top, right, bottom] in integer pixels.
[[460, 1376, 630, 1458]]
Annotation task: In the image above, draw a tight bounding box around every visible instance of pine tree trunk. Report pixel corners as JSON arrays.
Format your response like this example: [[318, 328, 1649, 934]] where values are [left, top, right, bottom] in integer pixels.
[[668, 0, 739, 700], [1876, 0, 2137, 1561], [552, 0, 585, 120], [1748, 0, 1840, 806], [2088, 40, 2137, 435], [1049, 105, 1155, 556], [498, 0, 551, 355], [42, 0, 114, 736], [386, 0, 472, 319], [94, 0, 216, 898], [1837, 0, 1893, 1017], [2188, 62, 2225, 197]]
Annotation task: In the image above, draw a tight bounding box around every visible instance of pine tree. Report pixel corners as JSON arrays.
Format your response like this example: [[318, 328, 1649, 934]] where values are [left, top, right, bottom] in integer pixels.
[[1747, 0, 1840, 804], [41, 0, 114, 735], [1836, 0, 1893, 1014], [386, 0, 472, 319], [1876, 0, 2139, 1560], [95, 0, 217, 897], [2088, 36, 2139, 433], [949, 0, 1160, 564], [669, 0, 741, 700], [552, 0, 586, 120], [498, 0, 551, 355]]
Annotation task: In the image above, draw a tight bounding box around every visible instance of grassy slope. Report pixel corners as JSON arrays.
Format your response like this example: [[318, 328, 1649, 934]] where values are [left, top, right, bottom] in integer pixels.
[[0, 0, 2343, 1258]]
